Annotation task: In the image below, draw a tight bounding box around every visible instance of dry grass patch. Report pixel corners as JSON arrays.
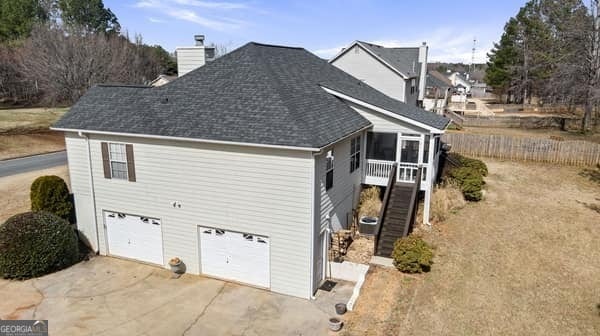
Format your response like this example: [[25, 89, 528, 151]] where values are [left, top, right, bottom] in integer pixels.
[[358, 186, 382, 218], [458, 126, 600, 144], [340, 267, 422, 336], [0, 165, 69, 223], [0, 107, 68, 134], [0, 132, 65, 160], [345, 159, 600, 335], [429, 183, 466, 224]]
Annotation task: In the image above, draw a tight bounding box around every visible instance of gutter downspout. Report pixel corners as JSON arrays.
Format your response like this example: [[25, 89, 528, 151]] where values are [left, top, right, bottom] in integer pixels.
[[78, 131, 100, 252]]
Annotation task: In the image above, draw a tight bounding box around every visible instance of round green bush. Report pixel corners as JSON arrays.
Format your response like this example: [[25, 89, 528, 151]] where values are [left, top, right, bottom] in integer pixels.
[[30, 175, 73, 220], [0, 211, 79, 279], [391, 235, 434, 273]]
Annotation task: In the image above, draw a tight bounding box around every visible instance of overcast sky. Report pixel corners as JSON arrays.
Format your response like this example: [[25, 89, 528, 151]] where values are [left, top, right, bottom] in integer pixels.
[[105, 0, 527, 63]]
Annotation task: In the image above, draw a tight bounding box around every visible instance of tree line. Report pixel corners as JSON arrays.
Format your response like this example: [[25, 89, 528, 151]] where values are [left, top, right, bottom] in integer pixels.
[[0, 0, 176, 106], [486, 0, 600, 131]]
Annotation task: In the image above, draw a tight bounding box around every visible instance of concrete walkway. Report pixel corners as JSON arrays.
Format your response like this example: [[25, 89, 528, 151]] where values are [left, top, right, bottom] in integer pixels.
[[0, 257, 353, 336]]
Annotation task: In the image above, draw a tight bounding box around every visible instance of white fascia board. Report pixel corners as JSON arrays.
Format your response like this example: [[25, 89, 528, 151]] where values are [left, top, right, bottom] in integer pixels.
[[320, 86, 446, 134], [50, 127, 321, 152]]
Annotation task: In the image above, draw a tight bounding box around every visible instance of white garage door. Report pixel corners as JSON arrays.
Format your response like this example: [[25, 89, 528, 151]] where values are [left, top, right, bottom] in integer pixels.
[[199, 227, 270, 288], [105, 212, 164, 265]]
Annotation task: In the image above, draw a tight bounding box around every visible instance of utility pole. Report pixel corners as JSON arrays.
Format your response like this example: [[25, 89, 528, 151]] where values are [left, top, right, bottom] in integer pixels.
[[470, 38, 477, 76]]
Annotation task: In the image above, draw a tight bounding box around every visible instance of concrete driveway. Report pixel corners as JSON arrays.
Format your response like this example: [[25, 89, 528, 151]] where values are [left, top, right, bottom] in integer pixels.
[[0, 257, 352, 335]]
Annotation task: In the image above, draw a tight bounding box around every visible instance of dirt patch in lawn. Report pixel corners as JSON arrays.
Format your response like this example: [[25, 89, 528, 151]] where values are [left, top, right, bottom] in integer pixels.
[[344, 236, 374, 264], [344, 159, 600, 335], [0, 132, 65, 160], [0, 165, 69, 222]]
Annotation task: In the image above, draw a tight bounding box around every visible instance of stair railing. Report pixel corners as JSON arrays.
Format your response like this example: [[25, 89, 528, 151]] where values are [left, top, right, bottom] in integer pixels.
[[373, 162, 397, 256], [402, 166, 423, 237]]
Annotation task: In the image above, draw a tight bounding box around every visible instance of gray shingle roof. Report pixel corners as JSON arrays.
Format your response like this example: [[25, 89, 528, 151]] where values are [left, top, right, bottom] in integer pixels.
[[426, 71, 452, 89], [54, 42, 448, 148], [357, 42, 421, 78]]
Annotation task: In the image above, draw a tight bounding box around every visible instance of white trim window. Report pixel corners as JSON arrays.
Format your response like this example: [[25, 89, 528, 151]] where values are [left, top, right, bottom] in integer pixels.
[[410, 78, 416, 94], [325, 150, 334, 191], [350, 135, 361, 173], [109, 143, 128, 180]]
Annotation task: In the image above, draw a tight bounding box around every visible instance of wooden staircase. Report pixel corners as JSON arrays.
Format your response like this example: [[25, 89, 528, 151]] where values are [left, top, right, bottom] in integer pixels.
[[373, 164, 422, 257], [375, 184, 414, 256]]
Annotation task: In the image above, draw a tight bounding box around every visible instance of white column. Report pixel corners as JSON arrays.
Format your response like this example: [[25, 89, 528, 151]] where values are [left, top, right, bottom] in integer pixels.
[[423, 134, 436, 226]]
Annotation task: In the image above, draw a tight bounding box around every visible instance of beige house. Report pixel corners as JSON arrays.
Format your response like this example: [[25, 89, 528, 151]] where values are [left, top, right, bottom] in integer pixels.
[[53, 42, 448, 299]]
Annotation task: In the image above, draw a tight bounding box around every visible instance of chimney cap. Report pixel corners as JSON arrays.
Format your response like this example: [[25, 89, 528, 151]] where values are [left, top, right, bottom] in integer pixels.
[[194, 35, 205, 46]]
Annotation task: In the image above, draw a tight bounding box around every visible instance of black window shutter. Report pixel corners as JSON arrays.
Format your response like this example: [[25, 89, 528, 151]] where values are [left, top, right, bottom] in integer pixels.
[[101, 142, 111, 179], [126, 144, 136, 182]]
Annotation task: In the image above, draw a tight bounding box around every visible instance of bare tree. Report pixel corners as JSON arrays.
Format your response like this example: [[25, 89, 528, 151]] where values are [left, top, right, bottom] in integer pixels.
[[19, 25, 162, 105], [583, 0, 600, 131]]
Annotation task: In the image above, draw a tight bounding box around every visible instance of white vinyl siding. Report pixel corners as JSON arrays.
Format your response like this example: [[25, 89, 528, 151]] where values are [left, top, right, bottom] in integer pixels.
[[314, 134, 364, 234], [65, 134, 97, 250], [331, 44, 407, 102], [65, 132, 314, 299], [176, 47, 207, 77]]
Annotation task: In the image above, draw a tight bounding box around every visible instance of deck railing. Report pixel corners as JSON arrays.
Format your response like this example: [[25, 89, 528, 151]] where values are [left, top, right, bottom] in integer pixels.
[[365, 160, 427, 185], [365, 159, 395, 179]]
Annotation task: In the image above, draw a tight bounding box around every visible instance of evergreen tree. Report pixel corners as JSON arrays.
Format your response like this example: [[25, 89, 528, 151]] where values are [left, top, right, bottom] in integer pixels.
[[0, 0, 47, 43], [58, 0, 120, 33]]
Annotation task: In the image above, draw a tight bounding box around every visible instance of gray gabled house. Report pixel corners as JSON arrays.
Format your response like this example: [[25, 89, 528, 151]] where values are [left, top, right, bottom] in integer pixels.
[[329, 40, 429, 107], [52, 42, 448, 299]]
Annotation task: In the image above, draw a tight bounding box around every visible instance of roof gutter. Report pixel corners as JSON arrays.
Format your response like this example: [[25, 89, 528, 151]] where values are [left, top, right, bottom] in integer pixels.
[[320, 86, 447, 134], [51, 127, 321, 152]]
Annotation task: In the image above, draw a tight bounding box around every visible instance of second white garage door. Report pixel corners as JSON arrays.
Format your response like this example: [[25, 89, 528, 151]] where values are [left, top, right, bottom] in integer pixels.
[[199, 227, 270, 288]]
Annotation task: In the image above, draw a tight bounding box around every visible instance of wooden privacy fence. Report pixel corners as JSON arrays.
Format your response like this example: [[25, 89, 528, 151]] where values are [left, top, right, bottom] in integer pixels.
[[442, 133, 600, 166]]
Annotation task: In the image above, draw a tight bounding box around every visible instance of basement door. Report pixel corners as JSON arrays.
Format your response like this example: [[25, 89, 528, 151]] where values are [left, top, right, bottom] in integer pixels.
[[105, 212, 164, 265], [199, 227, 270, 288]]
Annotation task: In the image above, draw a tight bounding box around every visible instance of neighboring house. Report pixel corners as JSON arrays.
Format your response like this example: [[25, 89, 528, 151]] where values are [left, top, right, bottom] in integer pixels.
[[470, 82, 488, 98], [148, 74, 177, 87], [329, 41, 428, 107], [52, 42, 448, 300], [448, 72, 472, 93], [423, 70, 453, 115], [175, 35, 216, 77]]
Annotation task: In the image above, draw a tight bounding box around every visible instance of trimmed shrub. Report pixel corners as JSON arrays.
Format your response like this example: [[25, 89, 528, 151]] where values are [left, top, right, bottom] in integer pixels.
[[449, 167, 484, 201], [30, 175, 73, 220], [358, 186, 382, 217], [0, 211, 79, 279], [450, 153, 488, 176], [392, 235, 433, 273]]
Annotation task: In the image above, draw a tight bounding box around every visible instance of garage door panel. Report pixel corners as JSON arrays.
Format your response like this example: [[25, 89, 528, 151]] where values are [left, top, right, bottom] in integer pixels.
[[199, 227, 270, 288], [105, 212, 164, 265]]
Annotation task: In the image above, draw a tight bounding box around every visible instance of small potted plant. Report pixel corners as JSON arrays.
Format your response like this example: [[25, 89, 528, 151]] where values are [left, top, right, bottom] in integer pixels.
[[169, 257, 184, 274]]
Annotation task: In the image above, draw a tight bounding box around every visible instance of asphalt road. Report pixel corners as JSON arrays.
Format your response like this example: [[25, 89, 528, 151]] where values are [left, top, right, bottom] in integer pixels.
[[0, 151, 68, 178]]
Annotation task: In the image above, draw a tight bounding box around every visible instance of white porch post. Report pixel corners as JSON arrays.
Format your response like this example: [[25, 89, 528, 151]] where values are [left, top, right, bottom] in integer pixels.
[[423, 134, 435, 226]]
